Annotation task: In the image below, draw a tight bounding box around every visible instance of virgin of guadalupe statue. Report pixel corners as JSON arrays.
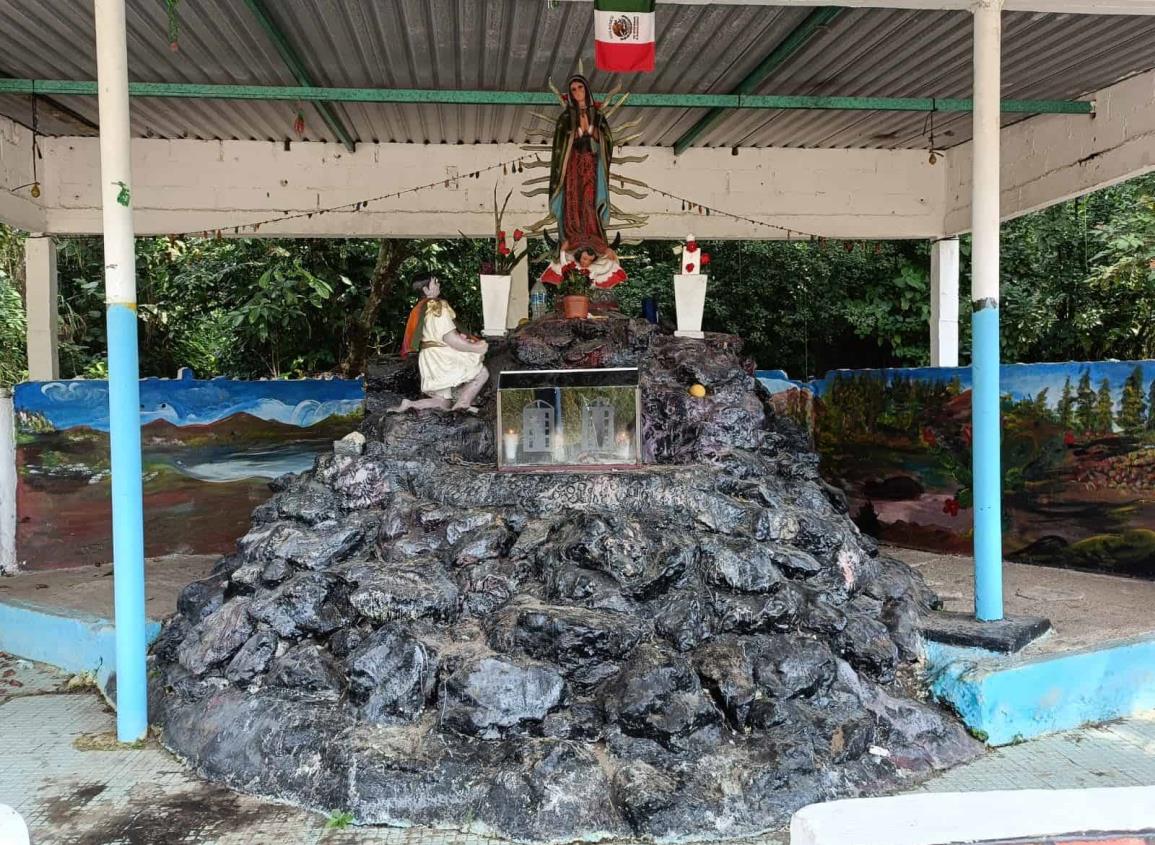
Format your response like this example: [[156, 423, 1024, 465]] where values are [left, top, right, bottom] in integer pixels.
[[549, 75, 615, 257]]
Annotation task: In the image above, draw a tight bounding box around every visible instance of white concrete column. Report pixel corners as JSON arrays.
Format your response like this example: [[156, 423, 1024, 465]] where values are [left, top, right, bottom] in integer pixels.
[[929, 236, 960, 367], [507, 243, 529, 330], [0, 387, 15, 575], [24, 236, 59, 381]]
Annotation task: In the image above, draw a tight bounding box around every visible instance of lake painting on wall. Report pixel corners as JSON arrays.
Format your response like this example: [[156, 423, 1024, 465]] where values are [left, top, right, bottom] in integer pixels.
[[12, 376, 363, 571]]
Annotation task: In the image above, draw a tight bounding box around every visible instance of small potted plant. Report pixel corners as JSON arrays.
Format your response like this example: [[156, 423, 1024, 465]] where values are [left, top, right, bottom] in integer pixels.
[[558, 266, 592, 320], [479, 186, 529, 337]]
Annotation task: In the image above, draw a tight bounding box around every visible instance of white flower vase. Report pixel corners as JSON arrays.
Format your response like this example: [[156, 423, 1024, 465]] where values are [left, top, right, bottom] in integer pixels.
[[480, 274, 512, 338], [674, 273, 708, 339]]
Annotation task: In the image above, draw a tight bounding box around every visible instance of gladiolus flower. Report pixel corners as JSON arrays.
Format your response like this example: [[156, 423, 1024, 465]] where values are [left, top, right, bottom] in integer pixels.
[[685, 263, 696, 273], [701, 253, 711, 266], [685, 241, 699, 253], [498, 243, 511, 256], [497, 230, 506, 241], [513, 229, 524, 241]]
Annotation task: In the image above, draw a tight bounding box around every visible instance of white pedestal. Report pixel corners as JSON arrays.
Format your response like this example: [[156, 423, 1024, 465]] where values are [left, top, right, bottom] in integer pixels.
[[480, 274, 512, 337], [674, 273, 708, 339]]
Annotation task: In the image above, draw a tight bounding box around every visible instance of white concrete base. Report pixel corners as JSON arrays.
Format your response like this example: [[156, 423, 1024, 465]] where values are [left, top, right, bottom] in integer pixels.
[[674, 274, 708, 338], [0, 390, 16, 575], [790, 786, 1155, 845], [674, 330, 705, 339], [0, 804, 30, 845], [480, 274, 512, 338]]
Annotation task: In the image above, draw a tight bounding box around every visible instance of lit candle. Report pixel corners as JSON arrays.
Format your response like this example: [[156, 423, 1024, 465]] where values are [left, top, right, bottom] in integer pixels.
[[503, 429, 519, 462], [616, 432, 632, 461]]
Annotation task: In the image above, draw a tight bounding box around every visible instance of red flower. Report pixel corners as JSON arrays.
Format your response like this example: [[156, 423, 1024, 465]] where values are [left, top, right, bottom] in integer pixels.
[[962, 424, 973, 446], [498, 230, 506, 241], [701, 253, 711, 266], [685, 263, 696, 273], [513, 229, 524, 241], [498, 243, 511, 256], [563, 261, 577, 272], [1064, 430, 1076, 447], [685, 241, 699, 254], [921, 426, 937, 447], [579, 268, 590, 276], [942, 498, 961, 517]]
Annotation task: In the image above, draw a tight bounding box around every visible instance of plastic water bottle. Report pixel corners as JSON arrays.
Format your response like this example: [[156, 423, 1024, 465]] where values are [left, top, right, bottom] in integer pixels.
[[530, 280, 549, 320]]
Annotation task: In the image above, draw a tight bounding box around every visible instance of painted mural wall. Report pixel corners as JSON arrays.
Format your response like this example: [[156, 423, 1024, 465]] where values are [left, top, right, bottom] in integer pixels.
[[13, 373, 363, 571], [759, 361, 1155, 578]]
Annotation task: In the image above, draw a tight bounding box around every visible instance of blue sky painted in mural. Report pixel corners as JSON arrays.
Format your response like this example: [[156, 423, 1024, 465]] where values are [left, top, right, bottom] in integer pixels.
[[757, 360, 1155, 409], [14, 377, 364, 432]]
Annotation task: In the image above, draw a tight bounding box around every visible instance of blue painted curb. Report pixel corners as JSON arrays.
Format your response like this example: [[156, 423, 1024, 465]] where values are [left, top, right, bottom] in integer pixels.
[[926, 635, 1155, 745], [0, 599, 162, 691]]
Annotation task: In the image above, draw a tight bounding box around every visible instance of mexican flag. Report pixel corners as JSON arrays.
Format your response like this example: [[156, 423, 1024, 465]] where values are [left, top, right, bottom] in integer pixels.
[[594, 0, 656, 73]]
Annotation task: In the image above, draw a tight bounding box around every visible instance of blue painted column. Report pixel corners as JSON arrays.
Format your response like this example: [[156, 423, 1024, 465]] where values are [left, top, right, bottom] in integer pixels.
[[970, 0, 1005, 622], [94, 0, 148, 741]]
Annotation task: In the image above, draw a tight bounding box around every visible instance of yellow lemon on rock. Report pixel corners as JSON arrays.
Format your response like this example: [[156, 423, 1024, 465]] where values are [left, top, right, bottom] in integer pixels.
[[689, 384, 707, 398]]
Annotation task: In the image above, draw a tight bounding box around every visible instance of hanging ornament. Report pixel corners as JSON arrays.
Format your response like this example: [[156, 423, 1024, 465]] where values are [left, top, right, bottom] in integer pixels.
[[293, 110, 306, 137], [166, 0, 181, 51]]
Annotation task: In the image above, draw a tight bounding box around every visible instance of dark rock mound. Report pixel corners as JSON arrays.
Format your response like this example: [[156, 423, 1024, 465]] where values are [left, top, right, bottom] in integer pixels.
[[149, 318, 978, 843]]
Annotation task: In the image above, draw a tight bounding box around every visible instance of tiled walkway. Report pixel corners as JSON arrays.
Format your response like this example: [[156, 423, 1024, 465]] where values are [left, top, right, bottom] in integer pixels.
[[3, 654, 1155, 845]]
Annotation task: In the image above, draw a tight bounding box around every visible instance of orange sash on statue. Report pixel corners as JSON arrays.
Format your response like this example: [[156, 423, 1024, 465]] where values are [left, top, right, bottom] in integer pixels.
[[400, 298, 429, 357]]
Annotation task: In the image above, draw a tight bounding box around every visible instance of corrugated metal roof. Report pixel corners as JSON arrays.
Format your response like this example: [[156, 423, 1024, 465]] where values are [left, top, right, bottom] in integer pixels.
[[0, 0, 1152, 150]]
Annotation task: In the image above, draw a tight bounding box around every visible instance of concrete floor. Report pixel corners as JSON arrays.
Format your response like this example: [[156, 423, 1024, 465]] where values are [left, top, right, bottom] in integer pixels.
[[3, 655, 1155, 845], [888, 547, 1155, 656], [0, 555, 216, 621]]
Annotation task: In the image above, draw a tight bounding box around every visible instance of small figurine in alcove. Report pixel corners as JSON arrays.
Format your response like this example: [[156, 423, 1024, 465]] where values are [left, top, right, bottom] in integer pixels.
[[390, 274, 489, 414]]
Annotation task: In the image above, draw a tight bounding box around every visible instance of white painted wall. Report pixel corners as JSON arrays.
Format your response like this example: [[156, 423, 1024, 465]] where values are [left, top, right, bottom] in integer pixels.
[[0, 116, 46, 232], [0, 388, 16, 575], [38, 137, 947, 240], [945, 65, 1155, 234]]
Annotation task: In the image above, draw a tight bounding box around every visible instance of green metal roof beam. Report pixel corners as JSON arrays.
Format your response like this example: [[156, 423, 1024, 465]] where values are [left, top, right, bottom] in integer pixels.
[[241, 0, 357, 153], [672, 6, 844, 156], [0, 79, 1094, 116]]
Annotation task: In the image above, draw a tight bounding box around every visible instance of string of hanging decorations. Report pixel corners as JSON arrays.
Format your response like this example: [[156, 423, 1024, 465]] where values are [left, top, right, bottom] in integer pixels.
[[176, 149, 878, 255], [643, 183, 884, 253], [180, 152, 537, 239], [644, 183, 824, 242]]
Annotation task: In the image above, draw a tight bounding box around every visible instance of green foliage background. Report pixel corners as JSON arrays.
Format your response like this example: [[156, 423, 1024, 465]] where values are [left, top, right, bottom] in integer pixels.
[[0, 172, 1153, 383]]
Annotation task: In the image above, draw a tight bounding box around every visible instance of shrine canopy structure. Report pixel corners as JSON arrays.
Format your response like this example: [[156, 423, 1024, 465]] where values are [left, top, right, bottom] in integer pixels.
[[3, 0, 1155, 742]]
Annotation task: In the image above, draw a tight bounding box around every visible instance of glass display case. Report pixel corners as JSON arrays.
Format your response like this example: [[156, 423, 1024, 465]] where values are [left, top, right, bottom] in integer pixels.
[[496, 368, 641, 470]]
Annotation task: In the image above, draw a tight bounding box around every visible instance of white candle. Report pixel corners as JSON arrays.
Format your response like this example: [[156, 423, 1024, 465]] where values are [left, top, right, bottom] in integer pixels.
[[503, 430, 519, 462]]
